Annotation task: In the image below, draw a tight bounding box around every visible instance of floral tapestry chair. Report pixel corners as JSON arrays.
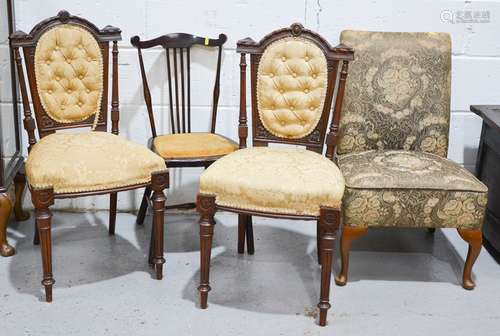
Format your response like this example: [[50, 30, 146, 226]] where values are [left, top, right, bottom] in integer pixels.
[[10, 11, 169, 302], [335, 31, 488, 290]]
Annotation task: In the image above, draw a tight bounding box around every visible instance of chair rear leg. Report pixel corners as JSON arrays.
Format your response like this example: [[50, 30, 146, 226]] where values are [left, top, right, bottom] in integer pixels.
[[317, 208, 340, 327], [109, 192, 117, 235], [457, 228, 482, 290], [246, 215, 255, 255], [32, 188, 55, 302], [335, 226, 368, 286], [238, 214, 246, 254], [136, 186, 152, 226], [197, 194, 216, 309]]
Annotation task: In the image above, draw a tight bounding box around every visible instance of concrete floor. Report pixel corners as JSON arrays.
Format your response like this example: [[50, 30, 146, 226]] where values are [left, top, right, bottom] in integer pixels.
[[1, 210, 499, 336]]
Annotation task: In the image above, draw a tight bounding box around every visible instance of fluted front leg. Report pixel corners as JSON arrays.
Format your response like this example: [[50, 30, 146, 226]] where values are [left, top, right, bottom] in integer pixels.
[[317, 207, 340, 327], [197, 194, 216, 309], [32, 188, 55, 302], [150, 171, 168, 280]]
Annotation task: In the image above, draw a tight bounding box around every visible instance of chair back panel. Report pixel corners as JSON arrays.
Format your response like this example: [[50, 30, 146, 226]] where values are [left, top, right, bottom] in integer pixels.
[[237, 23, 354, 156], [9, 10, 121, 150], [131, 33, 227, 137], [34, 24, 104, 125], [337, 31, 452, 157], [257, 37, 328, 139]]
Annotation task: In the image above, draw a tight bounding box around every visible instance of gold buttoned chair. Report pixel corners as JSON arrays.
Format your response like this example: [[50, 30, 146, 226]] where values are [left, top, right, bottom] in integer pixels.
[[196, 23, 353, 326], [334, 31, 488, 290], [10, 11, 169, 302]]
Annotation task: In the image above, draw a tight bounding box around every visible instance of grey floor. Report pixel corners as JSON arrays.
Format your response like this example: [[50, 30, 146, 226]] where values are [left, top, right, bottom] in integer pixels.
[[1, 210, 499, 336]]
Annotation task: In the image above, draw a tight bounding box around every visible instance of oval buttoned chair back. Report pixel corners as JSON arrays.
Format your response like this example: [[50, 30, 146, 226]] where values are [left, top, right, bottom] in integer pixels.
[[10, 10, 122, 150], [237, 23, 354, 157]]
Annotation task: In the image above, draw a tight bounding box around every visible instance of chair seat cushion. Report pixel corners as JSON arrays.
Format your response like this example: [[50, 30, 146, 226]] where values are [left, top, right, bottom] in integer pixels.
[[153, 133, 238, 160], [199, 147, 345, 216], [26, 132, 166, 194], [338, 150, 488, 229]]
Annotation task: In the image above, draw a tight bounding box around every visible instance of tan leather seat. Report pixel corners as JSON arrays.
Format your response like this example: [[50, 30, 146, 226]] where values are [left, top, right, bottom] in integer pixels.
[[26, 132, 166, 194], [199, 147, 345, 216]]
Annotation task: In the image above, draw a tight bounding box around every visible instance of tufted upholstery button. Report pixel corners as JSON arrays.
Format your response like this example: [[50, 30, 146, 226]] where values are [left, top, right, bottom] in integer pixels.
[[67, 89, 72, 94], [87, 57, 92, 62], [290, 105, 294, 110], [78, 44, 83, 49], [292, 72, 297, 78], [312, 73, 317, 78], [281, 56, 286, 62], [86, 89, 91, 93], [309, 106, 315, 110], [300, 120, 306, 126], [54, 46, 60, 51], [60, 105, 65, 110], [304, 88, 309, 93], [279, 89, 284, 94], [270, 104, 275, 110], [269, 73, 274, 77], [280, 120, 286, 126], [304, 55, 310, 61], [79, 75, 84, 80], [47, 89, 52, 94], [46, 60, 51, 65], [55, 76, 60, 81], [78, 102, 83, 107]]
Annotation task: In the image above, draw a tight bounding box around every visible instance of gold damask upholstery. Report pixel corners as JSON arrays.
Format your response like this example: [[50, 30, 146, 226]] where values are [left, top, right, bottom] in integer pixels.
[[338, 150, 488, 229], [199, 147, 344, 216], [257, 37, 328, 139], [338, 31, 451, 157], [153, 133, 238, 159], [35, 24, 103, 125], [26, 132, 166, 193]]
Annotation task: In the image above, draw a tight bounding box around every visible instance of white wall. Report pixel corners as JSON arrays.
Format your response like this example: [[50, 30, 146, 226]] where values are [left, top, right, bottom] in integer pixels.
[[4, 0, 500, 210]]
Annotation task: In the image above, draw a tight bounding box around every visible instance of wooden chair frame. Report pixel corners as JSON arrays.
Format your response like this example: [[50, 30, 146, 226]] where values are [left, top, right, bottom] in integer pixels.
[[130, 32, 237, 221], [197, 23, 353, 326], [10, 10, 169, 302]]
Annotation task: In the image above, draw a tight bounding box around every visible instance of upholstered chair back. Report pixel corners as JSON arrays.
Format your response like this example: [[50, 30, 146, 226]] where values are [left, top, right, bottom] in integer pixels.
[[237, 23, 354, 156], [35, 24, 104, 125], [10, 10, 121, 150], [257, 37, 328, 139], [337, 31, 452, 157]]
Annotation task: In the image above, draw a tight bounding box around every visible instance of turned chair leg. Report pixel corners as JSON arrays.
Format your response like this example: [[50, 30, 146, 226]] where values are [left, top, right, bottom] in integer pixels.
[[197, 194, 216, 309], [136, 186, 152, 226], [109, 192, 117, 235], [317, 207, 340, 327], [14, 171, 30, 221], [335, 226, 368, 286], [150, 172, 168, 280], [32, 188, 55, 302], [0, 193, 14, 257], [457, 228, 482, 290]]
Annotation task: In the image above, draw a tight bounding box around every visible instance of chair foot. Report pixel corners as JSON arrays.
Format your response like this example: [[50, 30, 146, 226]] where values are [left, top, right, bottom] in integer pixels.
[[0, 193, 14, 257], [335, 226, 368, 286], [457, 228, 482, 290], [42, 278, 55, 302], [197, 194, 216, 309], [317, 207, 340, 327]]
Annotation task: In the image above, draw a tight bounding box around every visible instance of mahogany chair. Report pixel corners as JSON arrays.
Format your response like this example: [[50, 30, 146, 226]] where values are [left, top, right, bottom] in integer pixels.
[[10, 10, 169, 302], [334, 31, 488, 290], [131, 32, 238, 222], [196, 23, 353, 326]]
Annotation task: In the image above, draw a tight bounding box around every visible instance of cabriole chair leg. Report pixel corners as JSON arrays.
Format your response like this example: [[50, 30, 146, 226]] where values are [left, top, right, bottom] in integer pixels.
[[457, 228, 482, 290], [317, 208, 340, 326], [197, 194, 216, 309], [335, 226, 368, 286]]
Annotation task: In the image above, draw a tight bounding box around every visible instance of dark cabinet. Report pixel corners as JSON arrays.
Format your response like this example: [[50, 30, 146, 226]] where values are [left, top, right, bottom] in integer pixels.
[[471, 105, 500, 259]]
